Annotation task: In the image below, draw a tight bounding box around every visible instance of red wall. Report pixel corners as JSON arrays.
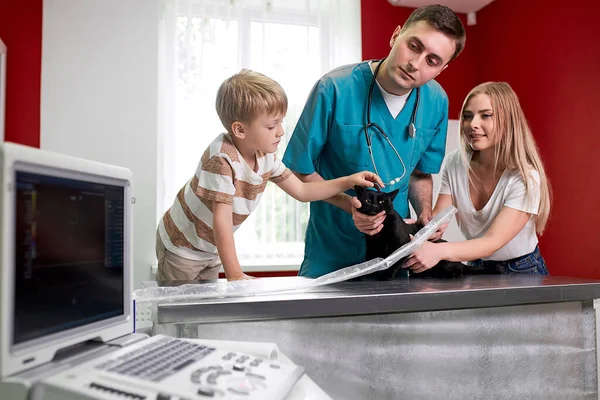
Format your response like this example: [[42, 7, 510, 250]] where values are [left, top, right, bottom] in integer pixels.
[[5, 0, 600, 277], [472, 0, 600, 278], [362, 0, 600, 278], [360, 1, 478, 119], [0, 0, 43, 147]]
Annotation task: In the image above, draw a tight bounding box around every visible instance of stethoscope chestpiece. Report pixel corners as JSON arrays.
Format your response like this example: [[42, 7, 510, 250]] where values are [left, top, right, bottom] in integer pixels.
[[408, 123, 416, 138]]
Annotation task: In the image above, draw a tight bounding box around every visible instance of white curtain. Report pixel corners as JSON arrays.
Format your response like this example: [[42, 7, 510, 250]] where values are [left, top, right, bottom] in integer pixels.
[[158, 0, 361, 266]]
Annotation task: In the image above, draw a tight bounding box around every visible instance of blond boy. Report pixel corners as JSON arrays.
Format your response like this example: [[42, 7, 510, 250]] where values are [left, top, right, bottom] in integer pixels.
[[156, 70, 383, 281]]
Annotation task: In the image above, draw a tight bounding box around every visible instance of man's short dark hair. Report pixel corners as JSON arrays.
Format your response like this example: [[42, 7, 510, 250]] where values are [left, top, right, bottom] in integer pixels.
[[404, 4, 466, 62]]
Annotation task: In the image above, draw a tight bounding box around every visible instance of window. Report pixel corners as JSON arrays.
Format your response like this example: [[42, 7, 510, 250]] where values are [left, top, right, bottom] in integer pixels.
[[158, 0, 360, 267]]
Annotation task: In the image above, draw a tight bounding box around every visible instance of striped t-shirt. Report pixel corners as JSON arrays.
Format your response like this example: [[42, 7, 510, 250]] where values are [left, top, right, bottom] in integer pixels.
[[158, 133, 292, 261]]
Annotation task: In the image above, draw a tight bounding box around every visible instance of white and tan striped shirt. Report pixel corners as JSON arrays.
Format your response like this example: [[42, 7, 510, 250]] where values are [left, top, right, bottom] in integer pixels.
[[158, 133, 291, 261]]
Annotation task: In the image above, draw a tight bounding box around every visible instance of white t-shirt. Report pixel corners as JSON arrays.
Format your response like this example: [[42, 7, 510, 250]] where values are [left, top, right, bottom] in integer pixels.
[[439, 150, 541, 261], [375, 80, 411, 119], [370, 61, 411, 119]]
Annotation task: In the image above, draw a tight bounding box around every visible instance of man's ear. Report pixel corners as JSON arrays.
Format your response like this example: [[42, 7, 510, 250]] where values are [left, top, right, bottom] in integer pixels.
[[390, 25, 402, 48], [389, 188, 400, 202], [231, 121, 246, 139]]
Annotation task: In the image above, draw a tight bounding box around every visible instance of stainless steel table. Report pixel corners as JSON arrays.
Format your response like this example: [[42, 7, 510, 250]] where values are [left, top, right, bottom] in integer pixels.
[[152, 275, 600, 400]]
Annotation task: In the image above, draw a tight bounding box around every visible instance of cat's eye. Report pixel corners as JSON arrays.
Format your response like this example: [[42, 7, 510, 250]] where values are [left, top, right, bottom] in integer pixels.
[[365, 199, 371, 204], [379, 200, 384, 204]]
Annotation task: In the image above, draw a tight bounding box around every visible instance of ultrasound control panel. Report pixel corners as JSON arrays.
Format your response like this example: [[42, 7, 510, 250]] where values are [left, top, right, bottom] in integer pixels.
[[36, 335, 305, 400], [191, 351, 287, 397]]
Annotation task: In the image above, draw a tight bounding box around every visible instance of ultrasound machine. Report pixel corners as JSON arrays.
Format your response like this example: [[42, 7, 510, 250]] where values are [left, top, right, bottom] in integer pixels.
[[0, 142, 322, 400]]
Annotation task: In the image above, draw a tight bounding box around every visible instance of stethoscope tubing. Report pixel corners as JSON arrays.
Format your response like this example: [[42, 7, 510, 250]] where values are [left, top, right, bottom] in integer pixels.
[[364, 58, 419, 185]]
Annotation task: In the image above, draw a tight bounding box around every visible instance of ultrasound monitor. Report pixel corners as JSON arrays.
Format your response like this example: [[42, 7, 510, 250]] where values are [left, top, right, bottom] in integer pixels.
[[0, 142, 134, 378]]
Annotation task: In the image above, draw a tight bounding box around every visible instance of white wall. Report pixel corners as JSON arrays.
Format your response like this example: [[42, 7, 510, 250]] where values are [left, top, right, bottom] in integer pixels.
[[410, 119, 465, 243], [41, 0, 160, 288]]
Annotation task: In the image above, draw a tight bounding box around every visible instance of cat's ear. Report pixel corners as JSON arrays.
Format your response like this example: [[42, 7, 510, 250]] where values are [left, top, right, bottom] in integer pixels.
[[354, 185, 365, 196], [389, 189, 400, 201]]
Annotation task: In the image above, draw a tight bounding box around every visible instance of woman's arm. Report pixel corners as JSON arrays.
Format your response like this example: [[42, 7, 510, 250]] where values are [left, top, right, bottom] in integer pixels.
[[433, 193, 454, 215], [405, 206, 532, 273]]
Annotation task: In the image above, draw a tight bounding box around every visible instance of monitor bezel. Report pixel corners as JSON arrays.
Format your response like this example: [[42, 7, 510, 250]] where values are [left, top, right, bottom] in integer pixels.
[[0, 142, 134, 378]]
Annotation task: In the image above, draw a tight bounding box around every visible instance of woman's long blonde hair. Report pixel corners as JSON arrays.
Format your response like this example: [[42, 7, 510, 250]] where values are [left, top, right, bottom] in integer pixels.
[[459, 82, 552, 234]]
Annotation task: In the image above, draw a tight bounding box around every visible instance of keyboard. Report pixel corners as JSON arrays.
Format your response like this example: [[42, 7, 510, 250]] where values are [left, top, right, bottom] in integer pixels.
[[37, 334, 305, 400], [95, 336, 214, 382]]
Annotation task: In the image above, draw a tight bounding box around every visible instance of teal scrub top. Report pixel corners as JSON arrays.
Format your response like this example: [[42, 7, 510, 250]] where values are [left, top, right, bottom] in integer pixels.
[[282, 61, 449, 278]]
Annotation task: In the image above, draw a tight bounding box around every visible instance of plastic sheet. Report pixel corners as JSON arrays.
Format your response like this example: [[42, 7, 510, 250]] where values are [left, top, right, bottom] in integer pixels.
[[134, 206, 458, 304], [315, 205, 458, 279], [384, 205, 457, 267], [134, 276, 316, 303], [313, 258, 386, 285]]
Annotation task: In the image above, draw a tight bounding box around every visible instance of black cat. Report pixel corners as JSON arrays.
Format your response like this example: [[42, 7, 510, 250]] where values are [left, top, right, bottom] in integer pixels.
[[354, 185, 467, 280]]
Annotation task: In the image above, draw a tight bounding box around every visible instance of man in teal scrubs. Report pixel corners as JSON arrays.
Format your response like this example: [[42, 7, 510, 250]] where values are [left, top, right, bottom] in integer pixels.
[[282, 5, 466, 278]]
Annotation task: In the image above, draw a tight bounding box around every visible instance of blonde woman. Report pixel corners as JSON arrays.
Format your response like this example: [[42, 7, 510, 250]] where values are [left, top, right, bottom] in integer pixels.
[[405, 82, 552, 275]]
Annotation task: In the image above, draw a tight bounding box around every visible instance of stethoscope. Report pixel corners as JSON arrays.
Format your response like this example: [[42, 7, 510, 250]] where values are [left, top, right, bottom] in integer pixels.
[[365, 57, 420, 186]]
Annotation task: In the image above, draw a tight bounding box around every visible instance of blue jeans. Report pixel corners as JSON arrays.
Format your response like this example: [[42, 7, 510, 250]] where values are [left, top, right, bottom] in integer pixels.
[[467, 246, 549, 275]]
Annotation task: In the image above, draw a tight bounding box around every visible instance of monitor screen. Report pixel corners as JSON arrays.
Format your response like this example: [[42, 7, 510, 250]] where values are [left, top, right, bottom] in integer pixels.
[[13, 170, 125, 345]]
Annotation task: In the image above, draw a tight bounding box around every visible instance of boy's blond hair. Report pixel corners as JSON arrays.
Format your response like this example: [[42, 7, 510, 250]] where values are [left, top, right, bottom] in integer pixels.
[[216, 69, 287, 133], [459, 82, 552, 234]]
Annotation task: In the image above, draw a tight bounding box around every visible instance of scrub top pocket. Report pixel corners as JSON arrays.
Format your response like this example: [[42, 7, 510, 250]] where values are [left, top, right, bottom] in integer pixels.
[[329, 123, 371, 169], [410, 128, 437, 169]]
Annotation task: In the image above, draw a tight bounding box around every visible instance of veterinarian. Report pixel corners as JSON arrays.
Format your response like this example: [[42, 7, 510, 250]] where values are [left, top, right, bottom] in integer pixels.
[[282, 5, 466, 278]]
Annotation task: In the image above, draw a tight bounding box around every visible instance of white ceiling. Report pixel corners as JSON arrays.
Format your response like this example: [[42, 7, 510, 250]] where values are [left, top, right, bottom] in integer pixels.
[[387, 0, 496, 13]]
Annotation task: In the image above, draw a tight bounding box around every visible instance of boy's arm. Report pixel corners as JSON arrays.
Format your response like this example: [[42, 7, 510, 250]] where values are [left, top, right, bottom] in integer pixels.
[[212, 201, 253, 281], [292, 171, 387, 236], [275, 170, 383, 203], [288, 171, 353, 212]]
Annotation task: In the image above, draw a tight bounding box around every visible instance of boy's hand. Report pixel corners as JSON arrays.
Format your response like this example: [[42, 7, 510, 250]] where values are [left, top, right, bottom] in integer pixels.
[[227, 272, 256, 281], [348, 171, 384, 190]]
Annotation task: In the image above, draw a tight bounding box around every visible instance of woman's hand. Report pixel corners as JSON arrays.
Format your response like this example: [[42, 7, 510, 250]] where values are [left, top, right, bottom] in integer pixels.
[[404, 237, 445, 273]]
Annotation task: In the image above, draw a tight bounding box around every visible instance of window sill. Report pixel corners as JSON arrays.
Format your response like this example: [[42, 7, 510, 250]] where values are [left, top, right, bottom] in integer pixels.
[[150, 260, 300, 277]]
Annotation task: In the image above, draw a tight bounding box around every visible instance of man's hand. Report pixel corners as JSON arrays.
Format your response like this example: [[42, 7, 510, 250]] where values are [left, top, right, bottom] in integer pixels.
[[350, 197, 385, 235], [226, 272, 256, 281], [404, 237, 444, 274], [417, 213, 448, 242], [418, 212, 433, 226], [428, 221, 449, 241]]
